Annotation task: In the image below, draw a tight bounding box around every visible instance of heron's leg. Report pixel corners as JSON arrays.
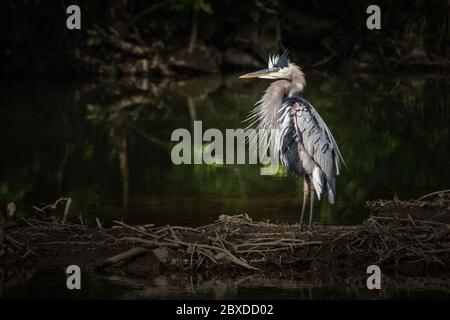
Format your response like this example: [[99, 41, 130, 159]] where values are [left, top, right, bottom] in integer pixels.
[[299, 176, 309, 230], [309, 184, 315, 230]]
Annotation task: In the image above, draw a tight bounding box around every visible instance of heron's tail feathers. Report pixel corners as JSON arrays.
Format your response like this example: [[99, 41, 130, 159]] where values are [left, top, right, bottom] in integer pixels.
[[311, 166, 336, 204], [327, 174, 336, 204], [327, 184, 335, 204], [312, 167, 323, 201]]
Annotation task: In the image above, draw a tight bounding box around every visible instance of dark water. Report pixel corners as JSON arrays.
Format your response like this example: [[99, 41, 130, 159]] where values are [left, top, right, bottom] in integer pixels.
[[1, 73, 449, 299], [4, 269, 450, 300]]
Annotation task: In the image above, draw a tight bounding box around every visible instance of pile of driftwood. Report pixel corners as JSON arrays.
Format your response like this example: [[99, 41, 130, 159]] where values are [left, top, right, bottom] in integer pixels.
[[96, 214, 322, 272], [1, 191, 449, 277], [347, 215, 450, 267], [356, 190, 450, 269], [366, 189, 450, 218], [3, 211, 322, 272]]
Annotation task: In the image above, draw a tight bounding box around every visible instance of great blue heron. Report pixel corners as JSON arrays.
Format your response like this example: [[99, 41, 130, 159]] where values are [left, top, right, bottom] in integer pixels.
[[239, 51, 345, 230]]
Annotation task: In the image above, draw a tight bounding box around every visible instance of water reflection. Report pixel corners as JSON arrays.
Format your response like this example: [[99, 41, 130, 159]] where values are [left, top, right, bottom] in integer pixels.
[[0, 73, 448, 226], [6, 269, 450, 300], [105, 274, 450, 300]]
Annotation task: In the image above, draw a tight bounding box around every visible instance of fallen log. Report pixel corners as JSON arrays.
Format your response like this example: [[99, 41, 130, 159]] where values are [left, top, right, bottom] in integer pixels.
[[95, 247, 149, 270]]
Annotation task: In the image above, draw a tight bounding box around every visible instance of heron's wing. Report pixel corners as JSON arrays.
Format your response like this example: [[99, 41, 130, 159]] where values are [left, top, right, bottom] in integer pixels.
[[295, 97, 345, 177], [301, 98, 345, 173]]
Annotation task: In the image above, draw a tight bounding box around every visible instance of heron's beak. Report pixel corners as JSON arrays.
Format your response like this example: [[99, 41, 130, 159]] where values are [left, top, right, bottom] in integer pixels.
[[239, 68, 277, 79]]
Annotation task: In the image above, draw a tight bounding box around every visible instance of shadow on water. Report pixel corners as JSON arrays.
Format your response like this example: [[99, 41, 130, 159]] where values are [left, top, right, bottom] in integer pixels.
[[0, 73, 449, 299]]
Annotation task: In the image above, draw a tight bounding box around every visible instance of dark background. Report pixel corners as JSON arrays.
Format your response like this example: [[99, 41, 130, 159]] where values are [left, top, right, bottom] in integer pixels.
[[1, 0, 448, 75]]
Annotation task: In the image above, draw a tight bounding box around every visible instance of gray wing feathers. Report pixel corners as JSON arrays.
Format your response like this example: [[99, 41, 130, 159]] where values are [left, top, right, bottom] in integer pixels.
[[301, 99, 346, 174], [294, 99, 344, 203]]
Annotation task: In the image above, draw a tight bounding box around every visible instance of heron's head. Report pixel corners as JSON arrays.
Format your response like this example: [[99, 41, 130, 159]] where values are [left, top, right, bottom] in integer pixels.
[[239, 51, 292, 80]]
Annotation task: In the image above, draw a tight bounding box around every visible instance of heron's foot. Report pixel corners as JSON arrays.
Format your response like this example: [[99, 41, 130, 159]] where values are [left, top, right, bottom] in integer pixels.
[[298, 222, 307, 231], [298, 223, 314, 232]]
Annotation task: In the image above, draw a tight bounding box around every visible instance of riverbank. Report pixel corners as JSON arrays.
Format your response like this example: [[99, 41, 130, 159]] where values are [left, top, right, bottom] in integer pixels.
[[1, 191, 449, 294]]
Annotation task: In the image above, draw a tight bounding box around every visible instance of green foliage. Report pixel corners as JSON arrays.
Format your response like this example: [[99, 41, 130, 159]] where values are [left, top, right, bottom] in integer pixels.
[[86, 104, 105, 123], [86, 28, 103, 47]]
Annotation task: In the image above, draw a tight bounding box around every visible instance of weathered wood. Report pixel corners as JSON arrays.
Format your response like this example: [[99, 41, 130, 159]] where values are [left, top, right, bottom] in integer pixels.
[[6, 202, 16, 220], [95, 247, 149, 270], [62, 198, 72, 224]]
